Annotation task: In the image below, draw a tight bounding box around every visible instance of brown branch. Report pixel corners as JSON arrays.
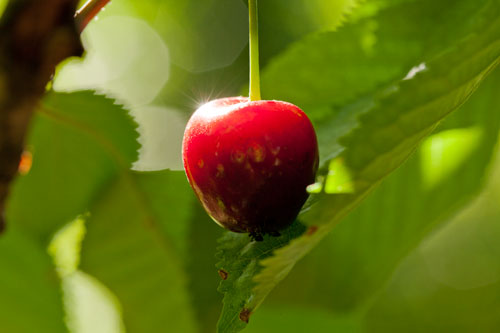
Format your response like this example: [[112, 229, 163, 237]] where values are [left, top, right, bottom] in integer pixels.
[[74, 0, 111, 33], [0, 0, 83, 234]]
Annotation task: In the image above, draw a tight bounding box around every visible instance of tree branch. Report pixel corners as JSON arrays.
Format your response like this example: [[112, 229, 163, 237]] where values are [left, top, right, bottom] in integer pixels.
[[75, 0, 111, 33], [0, 0, 83, 233]]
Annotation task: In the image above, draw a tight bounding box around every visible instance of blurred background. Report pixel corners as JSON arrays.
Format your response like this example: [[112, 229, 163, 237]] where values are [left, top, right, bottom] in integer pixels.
[[1, 0, 500, 332]]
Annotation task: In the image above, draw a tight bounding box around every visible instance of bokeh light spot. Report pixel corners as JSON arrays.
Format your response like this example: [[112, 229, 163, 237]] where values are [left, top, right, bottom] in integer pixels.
[[420, 127, 482, 189]]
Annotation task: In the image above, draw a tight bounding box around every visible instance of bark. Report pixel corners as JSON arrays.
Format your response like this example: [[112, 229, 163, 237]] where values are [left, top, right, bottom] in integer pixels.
[[0, 0, 83, 232]]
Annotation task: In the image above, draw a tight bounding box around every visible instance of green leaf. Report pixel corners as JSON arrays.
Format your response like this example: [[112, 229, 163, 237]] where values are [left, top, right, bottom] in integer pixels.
[[258, 0, 361, 63], [185, 203, 226, 332], [245, 304, 362, 333], [80, 170, 197, 333], [365, 160, 500, 331], [325, 74, 500, 311], [369, 254, 500, 332], [215, 1, 500, 330], [0, 228, 67, 333], [132, 170, 193, 257], [261, 0, 492, 113], [216, 222, 306, 333], [269, 69, 500, 313], [6, 91, 139, 243]]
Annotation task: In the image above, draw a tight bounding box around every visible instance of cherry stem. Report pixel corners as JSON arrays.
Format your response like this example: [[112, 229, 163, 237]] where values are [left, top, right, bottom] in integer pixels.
[[74, 0, 110, 34], [249, 0, 261, 101]]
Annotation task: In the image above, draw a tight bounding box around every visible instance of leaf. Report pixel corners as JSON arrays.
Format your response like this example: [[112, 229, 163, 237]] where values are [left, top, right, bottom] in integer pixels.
[[268, 69, 500, 312], [62, 271, 125, 333], [6, 91, 139, 243], [261, 0, 492, 113], [215, 1, 500, 331], [322, 73, 500, 310], [132, 170, 194, 257], [185, 203, 226, 332], [216, 222, 306, 333], [258, 0, 361, 62], [79, 170, 197, 333], [364, 163, 500, 331], [245, 304, 362, 333], [0, 228, 67, 333], [369, 255, 500, 332]]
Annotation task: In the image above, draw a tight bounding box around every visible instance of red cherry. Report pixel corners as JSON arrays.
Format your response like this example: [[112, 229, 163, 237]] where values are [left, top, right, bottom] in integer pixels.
[[182, 97, 319, 240]]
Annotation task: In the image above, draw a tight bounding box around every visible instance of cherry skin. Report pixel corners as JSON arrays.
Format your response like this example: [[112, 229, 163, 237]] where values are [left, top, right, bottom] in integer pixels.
[[182, 97, 319, 240]]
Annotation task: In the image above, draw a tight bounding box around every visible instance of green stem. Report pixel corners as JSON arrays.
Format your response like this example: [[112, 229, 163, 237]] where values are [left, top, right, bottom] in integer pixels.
[[249, 0, 261, 101]]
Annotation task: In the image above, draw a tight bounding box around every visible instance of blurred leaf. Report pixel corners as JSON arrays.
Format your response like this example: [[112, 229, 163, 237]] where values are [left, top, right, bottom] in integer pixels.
[[63, 271, 125, 333], [261, 0, 492, 113], [49, 217, 125, 333], [80, 170, 197, 333], [0, 229, 67, 333], [258, 0, 361, 63], [132, 170, 193, 256], [185, 203, 226, 333], [215, 2, 500, 330], [7, 91, 139, 243], [49, 217, 86, 277], [363, 130, 500, 332], [365, 214, 500, 331], [246, 304, 362, 333]]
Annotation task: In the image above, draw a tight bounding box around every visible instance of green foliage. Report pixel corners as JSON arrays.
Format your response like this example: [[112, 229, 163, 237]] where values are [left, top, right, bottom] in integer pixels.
[[7, 92, 139, 243], [258, 0, 361, 62], [184, 204, 226, 331], [314, 72, 500, 311], [364, 145, 500, 331], [215, 0, 500, 331], [1, 0, 500, 332], [246, 305, 362, 333], [268, 70, 500, 316], [80, 171, 196, 333], [261, 0, 492, 111], [216, 222, 306, 332], [0, 229, 66, 333]]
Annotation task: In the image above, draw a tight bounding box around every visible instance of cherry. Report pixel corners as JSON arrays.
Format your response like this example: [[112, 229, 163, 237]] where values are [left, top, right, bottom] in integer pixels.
[[182, 97, 319, 240]]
